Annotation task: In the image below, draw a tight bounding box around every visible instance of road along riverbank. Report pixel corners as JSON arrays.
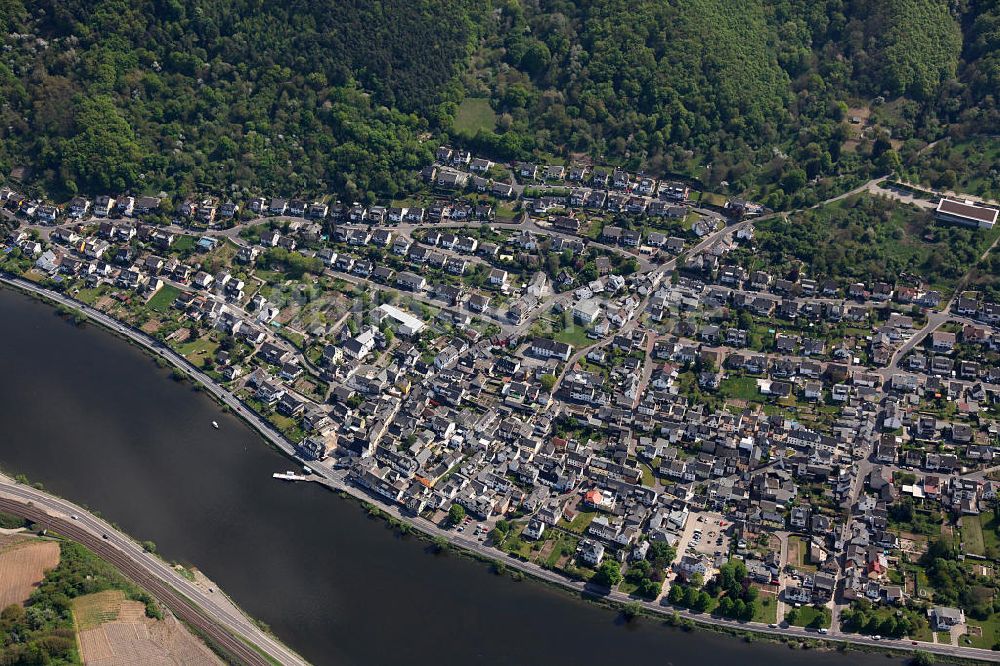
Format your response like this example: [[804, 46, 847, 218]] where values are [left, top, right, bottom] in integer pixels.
[[0, 284, 992, 663], [0, 478, 306, 666]]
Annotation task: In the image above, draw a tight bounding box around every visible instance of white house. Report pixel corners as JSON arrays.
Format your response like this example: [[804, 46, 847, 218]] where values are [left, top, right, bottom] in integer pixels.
[[343, 327, 377, 360], [573, 299, 602, 325], [530, 338, 572, 362], [579, 539, 605, 566]]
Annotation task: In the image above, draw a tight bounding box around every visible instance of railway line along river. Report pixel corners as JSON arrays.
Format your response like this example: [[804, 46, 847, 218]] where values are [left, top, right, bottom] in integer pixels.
[[0, 286, 901, 666]]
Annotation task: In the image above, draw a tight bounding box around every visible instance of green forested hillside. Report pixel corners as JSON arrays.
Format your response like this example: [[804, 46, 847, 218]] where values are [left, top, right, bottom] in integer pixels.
[[866, 0, 962, 99], [479, 0, 792, 158], [0, 0, 997, 203], [467, 0, 997, 206], [0, 0, 484, 200]]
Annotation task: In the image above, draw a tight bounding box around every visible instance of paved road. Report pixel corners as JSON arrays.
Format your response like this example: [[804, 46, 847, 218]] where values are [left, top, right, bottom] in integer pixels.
[[0, 275, 304, 463], [881, 273, 999, 377], [883, 310, 948, 372], [0, 477, 308, 666], [552, 214, 752, 392], [7, 177, 1000, 662], [343, 469, 1000, 662], [6, 275, 1000, 663], [319, 265, 514, 332], [795, 175, 889, 211]]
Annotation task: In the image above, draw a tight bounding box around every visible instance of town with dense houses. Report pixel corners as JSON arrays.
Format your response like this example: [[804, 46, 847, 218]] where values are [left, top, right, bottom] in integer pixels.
[[3, 147, 1000, 654]]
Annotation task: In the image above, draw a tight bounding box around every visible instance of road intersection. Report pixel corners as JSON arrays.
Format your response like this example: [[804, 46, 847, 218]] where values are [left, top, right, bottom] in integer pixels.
[[4, 171, 1000, 663]]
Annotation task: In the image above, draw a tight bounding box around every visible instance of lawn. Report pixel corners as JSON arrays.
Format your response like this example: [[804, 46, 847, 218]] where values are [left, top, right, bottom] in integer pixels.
[[503, 524, 537, 559], [390, 197, 428, 208], [910, 566, 934, 602], [279, 328, 306, 350], [962, 514, 986, 556], [254, 269, 286, 285], [496, 203, 518, 221], [175, 334, 219, 366], [545, 534, 579, 568], [700, 192, 728, 207], [584, 220, 604, 240], [560, 509, 597, 534], [639, 462, 656, 488], [910, 621, 933, 643], [562, 560, 596, 582], [786, 605, 830, 629], [980, 511, 1000, 556], [453, 98, 496, 135], [146, 284, 181, 312], [718, 376, 761, 401], [269, 412, 304, 442], [22, 269, 47, 283], [553, 325, 593, 350], [172, 234, 197, 253], [74, 285, 109, 305], [788, 535, 817, 572], [964, 613, 1000, 649], [752, 593, 778, 624]]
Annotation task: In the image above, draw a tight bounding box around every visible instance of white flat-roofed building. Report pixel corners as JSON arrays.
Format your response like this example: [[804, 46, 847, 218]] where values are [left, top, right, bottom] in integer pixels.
[[378, 304, 426, 336]]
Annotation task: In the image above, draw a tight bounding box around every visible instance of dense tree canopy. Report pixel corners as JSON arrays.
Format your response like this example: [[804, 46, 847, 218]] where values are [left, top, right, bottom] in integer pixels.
[[61, 95, 144, 193], [462, 0, 999, 197], [867, 0, 962, 99], [448, 503, 466, 526], [919, 536, 1000, 619], [593, 559, 623, 588], [0, 0, 481, 199], [0, 0, 997, 201]]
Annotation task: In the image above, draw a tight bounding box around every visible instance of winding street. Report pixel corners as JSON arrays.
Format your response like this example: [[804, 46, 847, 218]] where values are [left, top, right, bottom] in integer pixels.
[[4, 265, 995, 664], [552, 214, 756, 392], [4, 171, 1000, 662]]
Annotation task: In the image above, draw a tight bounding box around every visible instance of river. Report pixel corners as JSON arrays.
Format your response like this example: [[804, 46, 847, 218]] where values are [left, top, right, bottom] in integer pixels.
[[0, 286, 901, 666]]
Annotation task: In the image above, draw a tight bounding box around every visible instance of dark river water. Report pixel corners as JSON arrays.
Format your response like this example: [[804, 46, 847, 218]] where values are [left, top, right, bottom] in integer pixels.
[[0, 286, 903, 666]]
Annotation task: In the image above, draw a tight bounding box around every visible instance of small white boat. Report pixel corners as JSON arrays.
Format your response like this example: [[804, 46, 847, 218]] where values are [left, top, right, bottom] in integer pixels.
[[211, 421, 219, 429]]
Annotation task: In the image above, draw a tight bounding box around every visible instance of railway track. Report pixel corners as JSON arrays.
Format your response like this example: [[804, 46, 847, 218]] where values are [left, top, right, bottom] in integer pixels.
[[0, 498, 269, 666]]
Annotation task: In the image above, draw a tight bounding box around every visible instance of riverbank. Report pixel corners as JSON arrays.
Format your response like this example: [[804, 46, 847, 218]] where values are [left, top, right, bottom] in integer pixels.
[[0, 275, 991, 665], [0, 479, 303, 666]]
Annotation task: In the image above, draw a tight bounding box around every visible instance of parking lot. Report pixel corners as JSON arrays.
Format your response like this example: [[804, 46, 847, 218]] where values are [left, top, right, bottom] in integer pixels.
[[676, 511, 732, 572], [454, 514, 489, 541], [689, 514, 732, 560]]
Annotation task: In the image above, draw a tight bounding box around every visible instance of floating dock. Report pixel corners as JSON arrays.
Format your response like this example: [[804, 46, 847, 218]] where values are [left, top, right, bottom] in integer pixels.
[[273, 471, 310, 482]]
